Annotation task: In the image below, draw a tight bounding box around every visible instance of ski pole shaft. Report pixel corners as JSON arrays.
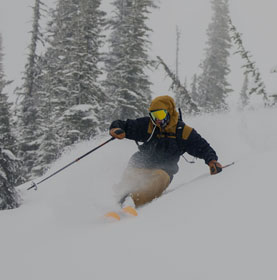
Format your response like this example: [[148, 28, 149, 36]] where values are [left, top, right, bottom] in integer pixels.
[[222, 161, 235, 169], [27, 137, 115, 190]]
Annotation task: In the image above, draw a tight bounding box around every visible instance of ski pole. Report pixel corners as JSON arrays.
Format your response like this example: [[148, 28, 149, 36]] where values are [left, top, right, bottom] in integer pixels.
[[27, 137, 115, 191], [222, 161, 235, 169]]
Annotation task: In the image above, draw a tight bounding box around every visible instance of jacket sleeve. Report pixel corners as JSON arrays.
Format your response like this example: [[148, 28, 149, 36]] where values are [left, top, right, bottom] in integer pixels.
[[110, 117, 150, 142], [185, 129, 218, 164]]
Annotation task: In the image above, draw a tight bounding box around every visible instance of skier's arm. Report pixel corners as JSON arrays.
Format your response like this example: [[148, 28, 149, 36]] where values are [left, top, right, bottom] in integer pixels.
[[110, 117, 149, 141], [185, 128, 218, 164]]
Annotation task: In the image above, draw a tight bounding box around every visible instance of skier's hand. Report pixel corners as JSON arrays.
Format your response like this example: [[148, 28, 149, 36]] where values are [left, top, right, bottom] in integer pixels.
[[110, 128, 126, 139], [208, 160, 222, 175]]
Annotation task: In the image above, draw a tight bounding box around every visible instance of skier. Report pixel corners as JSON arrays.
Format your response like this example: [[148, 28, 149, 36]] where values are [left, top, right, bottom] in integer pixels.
[[109, 95, 222, 209]]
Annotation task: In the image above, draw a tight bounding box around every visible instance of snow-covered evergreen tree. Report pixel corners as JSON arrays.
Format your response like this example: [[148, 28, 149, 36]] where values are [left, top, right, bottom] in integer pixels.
[[60, 0, 106, 144], [0, 35, 16, 150], [229, 19, 269, 106], [190, 74, 198, 103], [42, 0, 106, 147], [0, 85, 16, 153], [0, 35, 22, 210], [175, 26, 181, 80], [16, 0, 45, 179], [30, 0, 106, 175], [104, 0, 156, 120], [270, 66, 277, 105], [0, 149, 22, 210], [157, 56, 199, 114], [197, 0, 232, 112], [239, 73, 249, 110], [31, 82, 62, 176], [0, 35, 4, 90]]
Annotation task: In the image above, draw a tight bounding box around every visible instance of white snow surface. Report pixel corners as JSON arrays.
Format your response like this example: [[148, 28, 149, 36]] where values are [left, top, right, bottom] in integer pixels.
[[1, 108, 277, 280]]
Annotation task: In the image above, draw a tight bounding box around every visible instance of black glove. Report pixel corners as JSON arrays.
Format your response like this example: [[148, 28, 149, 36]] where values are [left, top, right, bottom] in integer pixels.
[[208, 160, 222, 175]]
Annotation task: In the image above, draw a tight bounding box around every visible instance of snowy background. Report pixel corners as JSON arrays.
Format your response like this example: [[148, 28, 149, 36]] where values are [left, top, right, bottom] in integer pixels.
[[1, 107, 277, 280], [0, 0, 277, 99], [0, 1, 277, 279]]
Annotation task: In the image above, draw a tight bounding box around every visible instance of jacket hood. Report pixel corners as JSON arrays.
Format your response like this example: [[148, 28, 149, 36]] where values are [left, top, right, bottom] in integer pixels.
[[148, 95, 179, 132]]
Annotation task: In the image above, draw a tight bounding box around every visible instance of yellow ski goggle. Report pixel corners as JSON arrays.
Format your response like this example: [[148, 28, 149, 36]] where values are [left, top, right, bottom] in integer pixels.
[[149, 109, 168, 121]]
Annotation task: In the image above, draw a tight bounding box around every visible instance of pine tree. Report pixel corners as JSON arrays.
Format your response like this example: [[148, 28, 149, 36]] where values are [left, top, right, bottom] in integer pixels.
[[175, 26, 181, 80], [17, 0, 45, 179], [105, 0, 156, 120], [30, 0, 106, 175], [239, 73, 249, 110], [229, 19, 269, 106], [0, 35, 4, 91], [31, 82, 62, 177], [59, 0, 106, 145], [270, 66, 277, 105], [0, 86, 16, 151], [197, 0, 232, 112], [190, 74, 198, 103], [42, 0, 106, 147], [0, 35, 22, 210], [0, 149, 22, 210], [157, 56, 199, 114], [0, 35, 16, 150]]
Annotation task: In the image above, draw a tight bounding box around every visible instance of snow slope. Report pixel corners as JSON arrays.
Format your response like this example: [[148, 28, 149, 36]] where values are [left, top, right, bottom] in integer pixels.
[[1, 108, 277, 280]]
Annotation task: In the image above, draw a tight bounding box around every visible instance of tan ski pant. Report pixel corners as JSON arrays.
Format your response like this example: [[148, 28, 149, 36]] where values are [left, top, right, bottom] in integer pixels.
[[117, 167, 171, 207]]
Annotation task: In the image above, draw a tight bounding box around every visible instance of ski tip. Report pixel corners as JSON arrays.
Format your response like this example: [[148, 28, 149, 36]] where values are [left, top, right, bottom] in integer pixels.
[[105, 211, 121, 221], [122, 206, 138, 217]]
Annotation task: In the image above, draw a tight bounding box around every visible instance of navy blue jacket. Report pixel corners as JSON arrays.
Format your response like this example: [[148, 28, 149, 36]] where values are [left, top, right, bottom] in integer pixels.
[[110, 117, 218, 178]]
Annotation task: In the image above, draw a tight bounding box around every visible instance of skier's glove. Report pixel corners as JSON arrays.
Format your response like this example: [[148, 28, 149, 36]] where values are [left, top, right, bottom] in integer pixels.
[[110, 128, 126, 139], [208, 160, 222, 175]]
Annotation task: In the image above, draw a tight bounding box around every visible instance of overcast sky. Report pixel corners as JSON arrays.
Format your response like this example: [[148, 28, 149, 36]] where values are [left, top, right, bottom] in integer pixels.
[[0, 0, 276, 99]]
